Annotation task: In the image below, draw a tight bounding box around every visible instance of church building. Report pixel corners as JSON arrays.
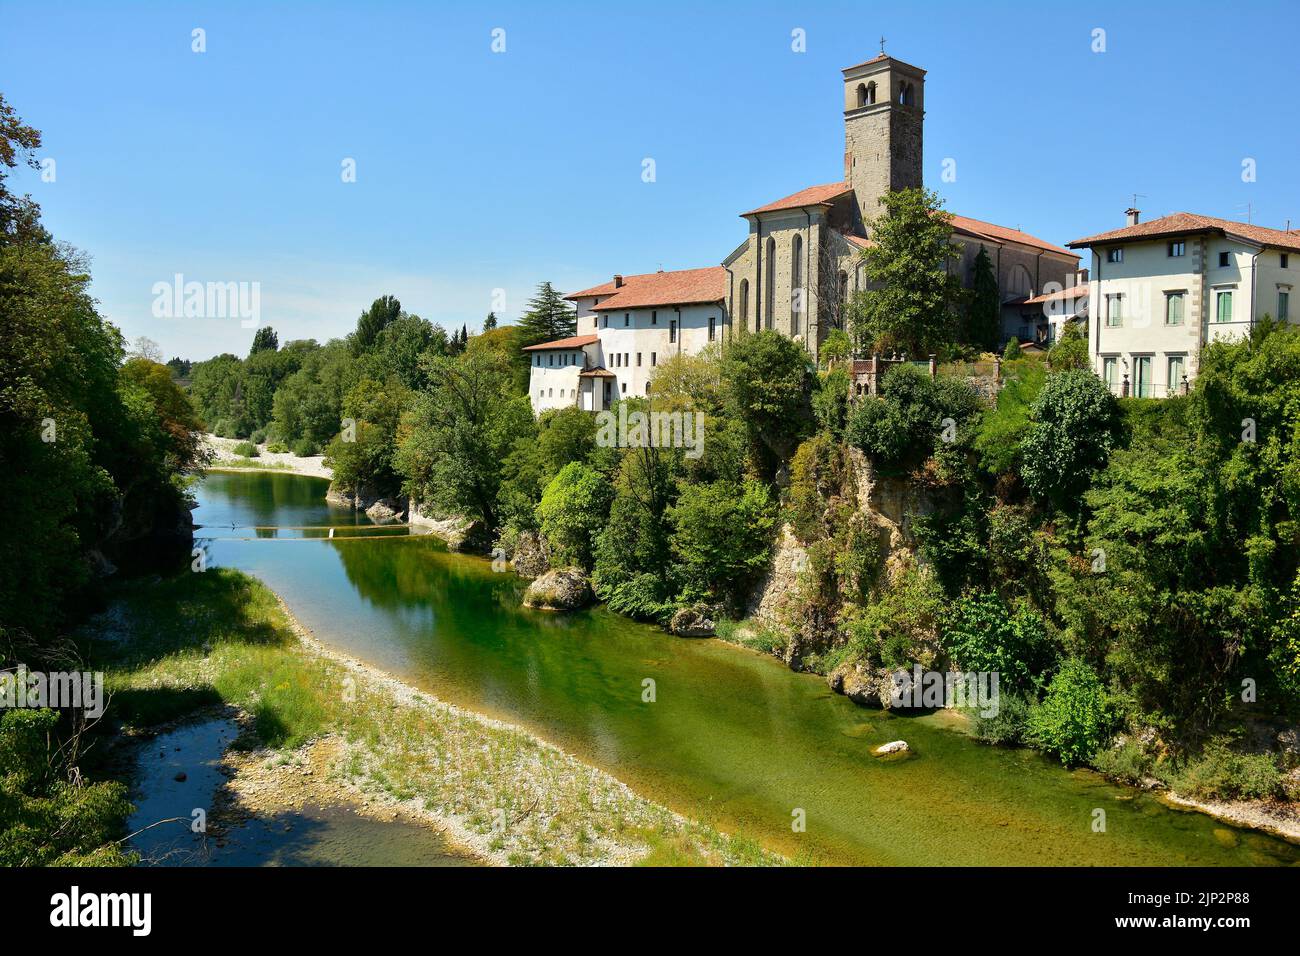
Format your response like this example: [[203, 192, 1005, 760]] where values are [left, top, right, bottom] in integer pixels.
[[722, 51, 1081, 360], [526, 50, 1081, 413]]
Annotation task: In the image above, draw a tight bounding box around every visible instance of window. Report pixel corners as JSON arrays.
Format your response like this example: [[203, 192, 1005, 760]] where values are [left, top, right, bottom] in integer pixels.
[[1107, 248, 1123, 263], [708, 316, 716, 342], [791, 233, 804, 329], [838, 271, 848, 303], [1168, 241, 1185, 257], [1167, 356, 1185, 396], [620, 383, 626, 394], [1215, 290, 1233, 322], [651, 310, 657, 325], [548, 354, 554, 366], [1218, 252, 1231, 268], [669, 320, 677, 343], [651, 352, 656, 366], [1280, 290, 1290, 321], [624, 313, 630, 327], [533, 355, 539, 366], [898, 82, 913, 105], [547, 388, 553, 397], [1106, 294, 1123, 327], [1134, 356, 1152, 398], [636, 352, 642, 367], [1165, 292, 1184, 325], [624, 352, 629, 367], [764, 237, 776, 328], [1282, 254, 1290, 269], [600, 315, 608, 329], [738, 281, 749, 323], [1102, 357, 1118, 393]]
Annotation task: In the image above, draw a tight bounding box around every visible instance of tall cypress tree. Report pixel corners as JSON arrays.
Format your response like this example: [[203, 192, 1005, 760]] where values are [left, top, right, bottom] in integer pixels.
[[968, 246, 1001, 351], [353, 294, 402, 354]]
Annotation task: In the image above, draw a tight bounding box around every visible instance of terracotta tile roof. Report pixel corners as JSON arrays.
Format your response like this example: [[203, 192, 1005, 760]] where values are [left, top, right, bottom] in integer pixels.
[[743, 182, 853, 216], [949, 214, 1078, 258], [1068, 212, 1300, 253], [842, 54, 926, 75], [588, 266, 726, 311], [578, 367, 617, 378], [842, 233, 874, 250], [1023, 285, 1089, 306], [521, 334, 599, 352]]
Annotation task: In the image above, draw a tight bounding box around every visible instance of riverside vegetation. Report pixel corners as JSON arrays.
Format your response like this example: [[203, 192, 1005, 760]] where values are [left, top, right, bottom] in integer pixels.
[[4, 95, 1299, 866]]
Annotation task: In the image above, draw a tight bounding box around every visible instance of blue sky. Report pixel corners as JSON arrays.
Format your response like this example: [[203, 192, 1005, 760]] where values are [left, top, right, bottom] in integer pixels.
[[3, 0, 1298, 360]]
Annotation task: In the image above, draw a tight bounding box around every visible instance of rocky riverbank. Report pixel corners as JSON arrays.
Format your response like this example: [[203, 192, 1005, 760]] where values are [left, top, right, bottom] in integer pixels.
[[202, 434, 334, 479], [90, 568, 777, 867]]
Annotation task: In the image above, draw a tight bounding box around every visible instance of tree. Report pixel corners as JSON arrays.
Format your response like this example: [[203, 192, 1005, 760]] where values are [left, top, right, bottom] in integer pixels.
[[848, 363, 982, 471], [517, 281, 576, 346], [1019, 369, 1122, 508], [483, 311, 498, 331], [396, 349, 533, 530], [821, 328, 853, 364], [1027, 658, 1113, 767], [249, 326, 278, 355], [941, 592, 1052, 692], [967, 246, 1000, 350], [128, 336, 162, 362], [852, 187, 965, 355], [1048, 322, 1088, 371], [721, 330, 814, 470], [353, 294, 401, 354], [0, 93, 45, 243], [669, 480, 774, 608], [536, 462, 613, 568]]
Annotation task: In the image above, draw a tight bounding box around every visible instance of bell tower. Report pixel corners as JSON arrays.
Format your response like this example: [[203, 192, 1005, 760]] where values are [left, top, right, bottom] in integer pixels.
[[842, 49, 925, 228]]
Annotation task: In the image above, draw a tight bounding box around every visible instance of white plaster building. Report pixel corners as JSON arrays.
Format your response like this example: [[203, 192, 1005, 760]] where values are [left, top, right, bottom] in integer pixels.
[[1069, 211, 1300, 397], [525, 267, 726, 415]]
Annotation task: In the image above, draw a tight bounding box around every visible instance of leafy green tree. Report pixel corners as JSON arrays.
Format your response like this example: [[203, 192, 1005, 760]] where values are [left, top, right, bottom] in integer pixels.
[[1027, 658, 1113, 767], [517, 281, 576, 346], [848, 363, 982, 471], [1002, 337, 1021, 361], [483, 311, 498, 331], [536, 462, 613, 568], [1047, 322, 1088, 371], [721, 330, 813, 470], [1020, 369, 1122, 509], [820, 327, 853, 364], [249, 326, 278, 354], [852, 187, 965, 355], [669, 480, 774, 608], [967, 246, 1000, 350], [396, 349, 533, 530], [0, 709, 136, 865], [352, 294, 401, 354], [0, 93, 45, 242], [941, 592, 1053, 692]]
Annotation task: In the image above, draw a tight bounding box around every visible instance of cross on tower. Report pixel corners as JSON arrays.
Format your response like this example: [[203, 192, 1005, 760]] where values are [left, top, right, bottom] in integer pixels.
[[880, 36, 886, 55]]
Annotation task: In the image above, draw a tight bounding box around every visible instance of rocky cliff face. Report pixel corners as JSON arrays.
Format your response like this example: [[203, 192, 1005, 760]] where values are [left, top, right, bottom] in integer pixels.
[[325, 482, 407, 524]]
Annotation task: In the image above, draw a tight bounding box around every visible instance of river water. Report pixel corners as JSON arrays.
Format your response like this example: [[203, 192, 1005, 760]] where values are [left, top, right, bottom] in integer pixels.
[[192, 470, 1300, 866]]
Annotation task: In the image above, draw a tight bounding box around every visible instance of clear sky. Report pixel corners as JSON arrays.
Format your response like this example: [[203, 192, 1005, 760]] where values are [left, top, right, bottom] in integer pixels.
[[3, 0, 1298, 361]]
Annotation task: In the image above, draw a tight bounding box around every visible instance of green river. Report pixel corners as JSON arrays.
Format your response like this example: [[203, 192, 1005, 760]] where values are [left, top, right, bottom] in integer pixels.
[[194, 470, 1300, 866]]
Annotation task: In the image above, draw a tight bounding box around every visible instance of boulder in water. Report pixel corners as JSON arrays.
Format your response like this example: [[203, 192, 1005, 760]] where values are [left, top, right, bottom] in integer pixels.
[[873, 740, 910, 757], [522, 567, 594, 611], [669, 605, 716, 638]]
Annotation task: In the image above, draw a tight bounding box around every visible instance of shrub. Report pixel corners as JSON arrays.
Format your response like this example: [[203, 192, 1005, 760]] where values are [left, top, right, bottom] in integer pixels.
[[967, 690, 1033, 746], [941, 592, 1053, 692], [232, 441, 259, 458], [266, 441, 288, 454], [1002, 337, 1021, 361], [291, 437, 317, 457], [212, 418, 236, 438], [1026, 657, 1113, 766], [535, 462, 613, 569], [1047, 322, 1088, 371], [669, 479, 775, 607], [1090, 738, 1153, 786], [249, 428, 267, 445], [1020, 369, 1122, 508], [1166, 738, 1284, 800]]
